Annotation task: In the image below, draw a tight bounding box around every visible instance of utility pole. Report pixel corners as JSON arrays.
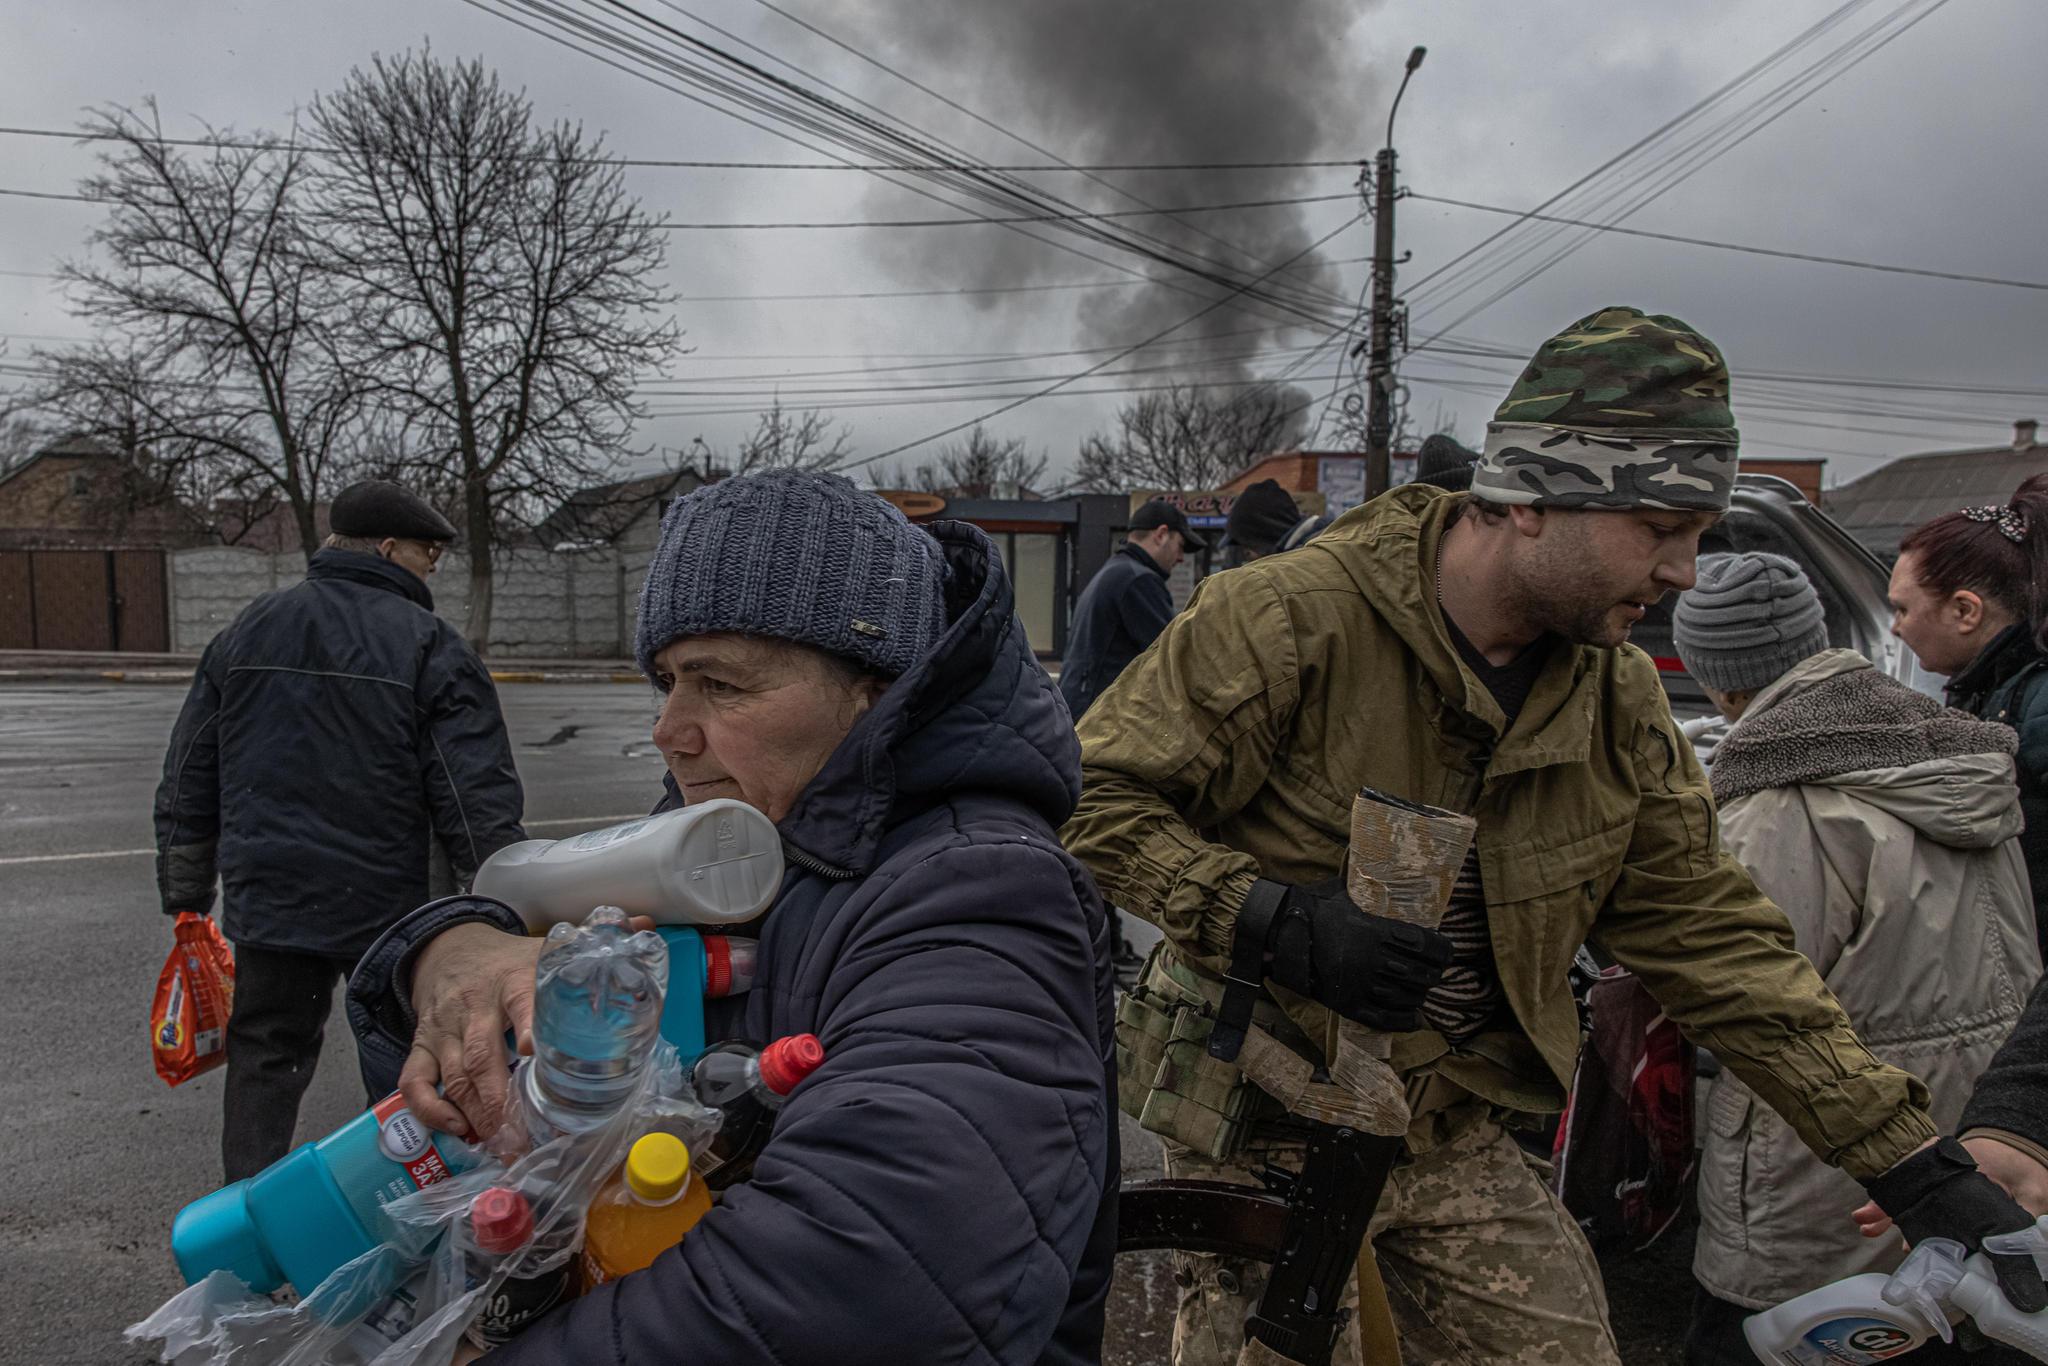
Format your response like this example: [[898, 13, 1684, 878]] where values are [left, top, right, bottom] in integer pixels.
[[1361, 46, 1425, 501]]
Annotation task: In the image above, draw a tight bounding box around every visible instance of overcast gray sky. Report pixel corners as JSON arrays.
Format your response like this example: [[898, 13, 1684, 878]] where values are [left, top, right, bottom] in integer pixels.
[[2, 0, 2040, 489]]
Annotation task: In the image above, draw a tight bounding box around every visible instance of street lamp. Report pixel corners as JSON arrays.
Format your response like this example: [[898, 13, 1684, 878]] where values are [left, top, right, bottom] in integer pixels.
[[1363, 45, 1426, 499]]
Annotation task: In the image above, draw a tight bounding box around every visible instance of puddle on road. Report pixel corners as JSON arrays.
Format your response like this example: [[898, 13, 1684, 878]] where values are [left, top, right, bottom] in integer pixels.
[[527, 724, 584, 748]]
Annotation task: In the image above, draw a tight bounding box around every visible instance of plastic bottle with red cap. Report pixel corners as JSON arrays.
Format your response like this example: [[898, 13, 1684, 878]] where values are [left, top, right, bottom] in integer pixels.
[[693, 1034, 827, 1190], [464, 1186, 575, 1349]]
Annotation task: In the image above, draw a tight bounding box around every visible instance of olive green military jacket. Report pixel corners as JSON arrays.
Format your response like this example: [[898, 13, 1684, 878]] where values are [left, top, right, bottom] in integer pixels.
[[1064, 484, 1936, 1181]]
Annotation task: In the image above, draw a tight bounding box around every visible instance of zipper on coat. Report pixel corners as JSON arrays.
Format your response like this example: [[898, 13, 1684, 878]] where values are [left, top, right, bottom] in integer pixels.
[[781, 840, 861, 881]]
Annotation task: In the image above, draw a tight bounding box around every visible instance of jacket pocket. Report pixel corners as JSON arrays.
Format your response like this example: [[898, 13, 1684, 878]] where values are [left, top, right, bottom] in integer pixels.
[[1696, 1080, 1754, 1255], [1484, 818, 1635, 985], [1114, 981, 1263, 1162]]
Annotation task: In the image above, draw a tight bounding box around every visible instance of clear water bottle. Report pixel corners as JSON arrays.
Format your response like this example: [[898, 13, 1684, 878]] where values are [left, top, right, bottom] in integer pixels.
[[518, 907, 670, 1144]]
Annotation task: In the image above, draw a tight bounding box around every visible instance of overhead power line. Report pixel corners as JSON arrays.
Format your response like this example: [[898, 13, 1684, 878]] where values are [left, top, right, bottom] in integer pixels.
[[653, 191, 1351, 229], [0, 122, 1353, 172], [837, 211, 1363, 471], [0, 186, 95, 203], [1410, 192, 2048, 292], [461, 0, 1362, 332], [1408, 0, 1952, 347]]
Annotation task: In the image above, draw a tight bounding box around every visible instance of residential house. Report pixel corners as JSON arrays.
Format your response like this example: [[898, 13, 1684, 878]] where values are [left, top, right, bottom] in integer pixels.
[[1826, 420, 2043, 559]]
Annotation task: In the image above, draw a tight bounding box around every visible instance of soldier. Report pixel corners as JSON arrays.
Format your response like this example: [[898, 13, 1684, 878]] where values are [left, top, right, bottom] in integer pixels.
[[1065, 307, 2047, 1364]]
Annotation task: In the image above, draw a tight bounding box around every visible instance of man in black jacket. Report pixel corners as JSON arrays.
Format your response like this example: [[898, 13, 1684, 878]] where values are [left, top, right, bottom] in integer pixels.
[[1057, 498, 1200, 723], [153, 479, 526, 1180]]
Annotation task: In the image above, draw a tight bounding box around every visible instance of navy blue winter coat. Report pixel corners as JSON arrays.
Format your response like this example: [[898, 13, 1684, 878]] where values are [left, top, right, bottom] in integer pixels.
[[348, 522, 1117, 1364], [153, 549, 526, 961], [1056, 542, 1172, 722]]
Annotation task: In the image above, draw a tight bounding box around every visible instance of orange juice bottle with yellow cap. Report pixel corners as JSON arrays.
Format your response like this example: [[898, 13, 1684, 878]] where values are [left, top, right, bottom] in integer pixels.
[[582, 1132, 714, 1286]]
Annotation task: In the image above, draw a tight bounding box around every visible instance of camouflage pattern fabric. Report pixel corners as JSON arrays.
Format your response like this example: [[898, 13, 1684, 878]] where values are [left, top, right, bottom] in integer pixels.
[[1163, 1112, 1621, 1366], [1473, 425, 1738, 512], [1470, 304, 1739, 513]]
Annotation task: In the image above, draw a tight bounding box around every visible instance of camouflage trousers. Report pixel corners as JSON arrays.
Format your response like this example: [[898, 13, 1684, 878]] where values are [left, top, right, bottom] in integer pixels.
[[1162, 1112, 1620, 1366]]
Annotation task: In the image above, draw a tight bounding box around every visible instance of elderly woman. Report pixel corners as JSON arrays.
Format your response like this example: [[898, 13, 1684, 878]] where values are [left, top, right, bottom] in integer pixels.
[[346, 471, 1116, 1364]]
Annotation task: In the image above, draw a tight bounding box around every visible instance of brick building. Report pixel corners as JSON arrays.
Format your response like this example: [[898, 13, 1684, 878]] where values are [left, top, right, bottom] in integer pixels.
[[0, 435, 211, 652]]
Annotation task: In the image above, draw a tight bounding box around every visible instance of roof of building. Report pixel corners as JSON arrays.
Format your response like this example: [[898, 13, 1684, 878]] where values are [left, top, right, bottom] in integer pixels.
[[537, 468, 699, 547], [1824, 424, 2045, 558], [0, 433, 124, 491]]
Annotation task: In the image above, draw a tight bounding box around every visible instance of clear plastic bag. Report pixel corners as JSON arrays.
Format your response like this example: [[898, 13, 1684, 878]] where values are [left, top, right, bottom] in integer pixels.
[[129, 1041, 718, 1366]]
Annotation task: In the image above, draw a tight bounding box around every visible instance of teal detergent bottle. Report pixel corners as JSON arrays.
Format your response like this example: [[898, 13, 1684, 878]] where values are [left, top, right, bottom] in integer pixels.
[[171, 922, 757, 1294]]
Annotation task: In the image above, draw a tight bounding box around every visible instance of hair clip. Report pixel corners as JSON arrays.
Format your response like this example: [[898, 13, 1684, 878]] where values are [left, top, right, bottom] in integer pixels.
[[1962, 505, 2028, 544]]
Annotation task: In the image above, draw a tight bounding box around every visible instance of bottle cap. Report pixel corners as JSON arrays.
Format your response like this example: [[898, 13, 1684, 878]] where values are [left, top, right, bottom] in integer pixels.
[[626, 1132, 692, 1203], [704, 935, 732, 998], [758, 1034, 826, 1095], [471, 1186, 535, 1254]]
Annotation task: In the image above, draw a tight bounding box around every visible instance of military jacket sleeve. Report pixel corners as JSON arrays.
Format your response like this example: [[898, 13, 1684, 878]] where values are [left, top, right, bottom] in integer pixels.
[[1062, 570, 1300, 963], [1590, 704, 1936, 1182]]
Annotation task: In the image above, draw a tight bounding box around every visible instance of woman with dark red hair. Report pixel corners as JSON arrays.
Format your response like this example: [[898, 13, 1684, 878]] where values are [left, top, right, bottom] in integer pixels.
[[1889, 472, 2048, 950]]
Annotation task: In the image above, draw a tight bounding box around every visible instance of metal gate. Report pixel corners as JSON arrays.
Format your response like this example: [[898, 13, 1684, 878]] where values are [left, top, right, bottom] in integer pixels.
[[0, 547, 169, 652]]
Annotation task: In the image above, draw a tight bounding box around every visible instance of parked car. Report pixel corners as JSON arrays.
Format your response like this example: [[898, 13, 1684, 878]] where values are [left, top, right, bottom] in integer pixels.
[[1633, 473, 1942, 723]]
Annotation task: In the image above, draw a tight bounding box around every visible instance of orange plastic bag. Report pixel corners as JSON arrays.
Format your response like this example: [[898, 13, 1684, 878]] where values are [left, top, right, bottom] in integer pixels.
[[152, 912, 237, 1087]]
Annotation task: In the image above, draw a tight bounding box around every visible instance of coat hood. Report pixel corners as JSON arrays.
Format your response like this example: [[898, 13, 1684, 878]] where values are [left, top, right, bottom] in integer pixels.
[[776, 519, 1080, 874], [1713, 649, 2021, 849]]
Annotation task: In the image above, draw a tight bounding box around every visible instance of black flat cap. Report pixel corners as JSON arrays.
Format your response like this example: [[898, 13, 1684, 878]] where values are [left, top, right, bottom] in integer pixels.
[[329, 480, 458, 542]]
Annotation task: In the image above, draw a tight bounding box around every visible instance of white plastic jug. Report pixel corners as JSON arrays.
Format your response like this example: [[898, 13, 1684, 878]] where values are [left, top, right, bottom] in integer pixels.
[[1744, 1217, 2048, 1364], [474, 800, 783, 929]]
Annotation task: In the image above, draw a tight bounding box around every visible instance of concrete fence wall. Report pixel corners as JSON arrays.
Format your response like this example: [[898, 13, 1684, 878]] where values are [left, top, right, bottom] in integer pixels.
[[169, 544, 631, 657]]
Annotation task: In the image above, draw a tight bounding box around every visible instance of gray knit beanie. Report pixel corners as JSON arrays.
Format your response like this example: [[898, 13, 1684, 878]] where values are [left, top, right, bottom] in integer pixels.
[[634, 469, 948, 679], [1673, 552, 1829, 694]]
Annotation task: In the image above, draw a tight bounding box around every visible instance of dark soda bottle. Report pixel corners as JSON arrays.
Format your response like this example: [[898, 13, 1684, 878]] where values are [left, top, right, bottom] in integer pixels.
[[693, 1034, 825, 1190], [464, 1186, 573, 1349]]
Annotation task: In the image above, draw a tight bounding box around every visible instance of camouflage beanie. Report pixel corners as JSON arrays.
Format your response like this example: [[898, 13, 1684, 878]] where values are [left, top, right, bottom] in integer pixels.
[[1471, 305, 1739, 513]]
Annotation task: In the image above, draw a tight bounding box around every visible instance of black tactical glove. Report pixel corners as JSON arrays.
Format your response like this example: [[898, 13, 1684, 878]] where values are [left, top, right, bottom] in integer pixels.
[[1260, 877, 1453, 1033], [1864, 1137, 2048, 1313]]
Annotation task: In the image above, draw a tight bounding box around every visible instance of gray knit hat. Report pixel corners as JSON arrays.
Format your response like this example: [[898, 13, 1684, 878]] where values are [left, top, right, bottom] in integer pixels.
[[634, 469, 948, 679], [1673, 552, 1829, 694]]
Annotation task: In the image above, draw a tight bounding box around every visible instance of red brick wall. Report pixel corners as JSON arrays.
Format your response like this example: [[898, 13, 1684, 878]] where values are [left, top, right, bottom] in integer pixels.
[[1740, 458, 1824, 503], [1221, 454, 1321, 495], [0, 454, 201, 547]]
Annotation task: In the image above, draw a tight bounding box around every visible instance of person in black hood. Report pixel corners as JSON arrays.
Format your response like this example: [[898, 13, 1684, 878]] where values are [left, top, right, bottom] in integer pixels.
[[1218, 477, 1310, 567], [1412, 432, 1479, 491], [349, 470, 1116, 1365], [154, 479, 525, 1182]]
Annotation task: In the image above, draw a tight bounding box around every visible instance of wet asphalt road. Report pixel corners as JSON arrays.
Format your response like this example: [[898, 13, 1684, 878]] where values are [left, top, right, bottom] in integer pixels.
[[0, 680, 1682, 1366], [0, 682, 667, 1364]]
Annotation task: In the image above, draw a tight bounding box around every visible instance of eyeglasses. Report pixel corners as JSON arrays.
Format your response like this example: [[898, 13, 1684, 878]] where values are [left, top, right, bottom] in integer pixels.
[[383, 539, 445, 565]]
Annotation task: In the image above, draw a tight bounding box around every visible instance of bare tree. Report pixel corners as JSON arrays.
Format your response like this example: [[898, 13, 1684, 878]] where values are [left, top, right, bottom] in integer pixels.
[[1073, 382, 1309, 492], [30, 103, 369, 558], [883, 424, 1048, 498], [310, 51, 681, 648], [695, 398, 853, 479], [0, 414, 49, 479]]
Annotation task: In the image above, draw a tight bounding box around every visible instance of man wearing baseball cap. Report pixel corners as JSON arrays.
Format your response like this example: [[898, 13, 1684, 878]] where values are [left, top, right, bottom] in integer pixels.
[[154, 478, 525, 1182], [1066, 307, 2044, 1362], [1058, 497, 1202, 724]]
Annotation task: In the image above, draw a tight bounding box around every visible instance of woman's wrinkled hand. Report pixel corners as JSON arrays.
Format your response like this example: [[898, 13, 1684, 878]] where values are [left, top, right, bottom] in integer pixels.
[[401, 922, 545, 1142]]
